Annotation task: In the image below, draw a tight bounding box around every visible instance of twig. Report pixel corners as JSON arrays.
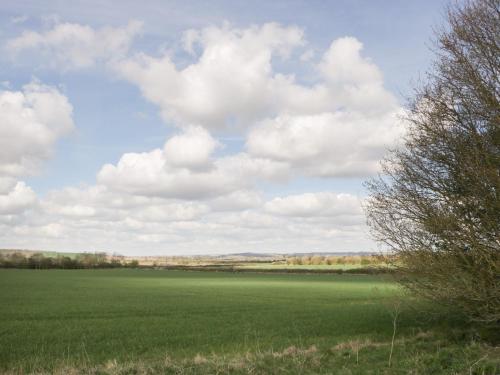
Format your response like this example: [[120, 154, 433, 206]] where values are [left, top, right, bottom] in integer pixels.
[[469, 354, 488, 375], [388, 301, 401, 367]]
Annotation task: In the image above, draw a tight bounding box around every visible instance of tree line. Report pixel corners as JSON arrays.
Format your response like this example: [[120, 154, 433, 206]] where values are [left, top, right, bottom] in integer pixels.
[[285, 255, 384, 266], [0, 252, 139, 269]]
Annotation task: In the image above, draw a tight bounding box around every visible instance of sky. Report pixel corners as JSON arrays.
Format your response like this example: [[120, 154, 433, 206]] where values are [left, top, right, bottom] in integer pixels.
[[0, 0, 448, 255]]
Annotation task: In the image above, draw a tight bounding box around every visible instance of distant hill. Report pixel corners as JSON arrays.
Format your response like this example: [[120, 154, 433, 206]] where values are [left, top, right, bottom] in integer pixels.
[[218, 251, 376, 257], [214, 252, 279, 258], [1, 249, 377, 260], [284, 252, 378, 257]]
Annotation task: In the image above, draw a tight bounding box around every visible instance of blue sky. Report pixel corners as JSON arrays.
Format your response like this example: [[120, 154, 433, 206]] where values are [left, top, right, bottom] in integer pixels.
[[0, 0, 448, 255]]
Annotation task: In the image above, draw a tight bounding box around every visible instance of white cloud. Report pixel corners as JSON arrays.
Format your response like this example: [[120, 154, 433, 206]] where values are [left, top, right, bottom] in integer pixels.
[[0, 81, 74, 220], [5, 22, 403, 179], [40, 185, 211, 224], [181, 28, 200, 55], [0, 177, 17, 195], [115, 23, 305, 129], [0, 22, 400, 254], [97, 134, 289, 200], [12, 222, 65, 238], [245, 36, 404, 177], [0, 82, 74, 177], [208, 190, 263, 211], [115, 25, 398, 125], [6, 20, 142, 69], [114, 24, 404, 177], [45, 203, 97, 218], [163, 126, 219, 170], [320, 37, 381, 86], [0, 181, 37, 215], [133, 202, 210, 222], [0, 184, 371, 254], [318, 37, 398, 114], [246, 110, 403, 177], [264, 192, 362, 218]]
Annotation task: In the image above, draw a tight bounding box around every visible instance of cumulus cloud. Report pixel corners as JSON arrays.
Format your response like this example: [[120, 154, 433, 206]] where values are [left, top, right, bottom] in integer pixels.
[[246, 110, 403, 177], [245, 36, 404, 177], [0, 81, 74, 220], [208, 190, 263, 212], [113, 24, 403, 177], [115, 25, 398, 121], [264, 192, 362, 218], [40, 185, 210, 223], [5, 21, 403, 179], [0, 181, 37, 215], [163, 126, 219, 170], [0, 183, 371, 254], [115, 23, 305, 129], [97, 130, 289, 200], [0, 82, 74, 177], [318, 37, 398, 114], [6, 20, 142, 69], [0, 22, 399, 254]]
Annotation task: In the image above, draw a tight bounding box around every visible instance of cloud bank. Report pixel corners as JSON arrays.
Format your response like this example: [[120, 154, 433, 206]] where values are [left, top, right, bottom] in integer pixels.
[[0, 21, 405, 254]]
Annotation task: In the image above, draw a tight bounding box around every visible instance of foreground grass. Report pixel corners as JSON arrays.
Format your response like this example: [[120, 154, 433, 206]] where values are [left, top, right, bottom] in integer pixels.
[[52, 341, 500, 374], [0, 269, 497, 374], [4, 333, 499, 374]]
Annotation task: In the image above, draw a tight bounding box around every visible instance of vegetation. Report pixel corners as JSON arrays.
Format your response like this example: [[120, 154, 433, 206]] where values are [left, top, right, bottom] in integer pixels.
[[0, 269, 498, 374], [1, 2, 498, 373], [285, 255, 383, 266], [0, 251, 387, 274], [17, 338, 500, 374], [0, 251, 136, 269], [365, 0, 500, 324]]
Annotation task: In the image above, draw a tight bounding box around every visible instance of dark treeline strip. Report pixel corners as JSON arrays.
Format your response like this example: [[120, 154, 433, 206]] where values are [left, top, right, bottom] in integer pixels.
[[285, 255, 386, 266], [161, 265, 393, 275], [0, 252, 393, 274], [0, 252, 391, 274], [0, 252, 138, 269]]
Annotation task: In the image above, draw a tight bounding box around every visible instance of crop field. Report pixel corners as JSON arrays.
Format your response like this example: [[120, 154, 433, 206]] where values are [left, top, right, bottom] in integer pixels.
[[0, 269, 497, 374]]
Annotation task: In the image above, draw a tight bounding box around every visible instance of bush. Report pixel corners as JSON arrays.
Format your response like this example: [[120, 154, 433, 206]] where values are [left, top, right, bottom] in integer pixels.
[[365, 0, 500, 324]]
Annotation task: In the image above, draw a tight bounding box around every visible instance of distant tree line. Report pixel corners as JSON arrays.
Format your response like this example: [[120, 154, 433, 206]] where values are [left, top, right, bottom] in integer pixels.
[[0, 252, 139, 269], [285, 255, 384, 266]]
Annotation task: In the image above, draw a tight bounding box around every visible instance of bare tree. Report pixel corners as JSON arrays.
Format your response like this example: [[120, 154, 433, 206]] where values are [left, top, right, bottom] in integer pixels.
[[365, 0, 500, 324]]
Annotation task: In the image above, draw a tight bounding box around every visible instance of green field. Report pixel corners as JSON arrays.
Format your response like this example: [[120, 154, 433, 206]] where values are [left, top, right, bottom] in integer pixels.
[[0, 269, 497, 374]]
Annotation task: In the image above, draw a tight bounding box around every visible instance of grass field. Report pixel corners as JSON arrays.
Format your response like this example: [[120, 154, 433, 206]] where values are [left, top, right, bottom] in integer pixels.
[[0, 269, 497, 374]]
